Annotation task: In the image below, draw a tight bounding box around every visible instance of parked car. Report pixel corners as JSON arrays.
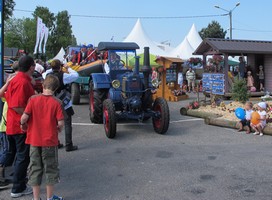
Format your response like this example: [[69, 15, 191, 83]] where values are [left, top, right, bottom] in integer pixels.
[[3, 58, 43, 93], [4, 58, 15, 73]]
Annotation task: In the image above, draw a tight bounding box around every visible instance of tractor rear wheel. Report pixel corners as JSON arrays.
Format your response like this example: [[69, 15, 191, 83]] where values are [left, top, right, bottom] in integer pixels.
[[89, 82, 107, 124], [103, 99, 116, 139], [152, 97, 170, 134], [71, 82, 80, 105]]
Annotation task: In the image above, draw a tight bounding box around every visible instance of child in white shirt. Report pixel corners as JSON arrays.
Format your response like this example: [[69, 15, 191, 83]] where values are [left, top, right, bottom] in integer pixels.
[[237, 102, 253, 134], [251, 102, 267, 136]]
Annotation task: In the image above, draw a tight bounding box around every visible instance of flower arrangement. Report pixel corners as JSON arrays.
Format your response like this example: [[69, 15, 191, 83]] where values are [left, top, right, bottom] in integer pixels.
[[185, 57, 203, 68], [187, 101, 200, 109], [204, 55, 224, 73], [208, 55, 223, 65]]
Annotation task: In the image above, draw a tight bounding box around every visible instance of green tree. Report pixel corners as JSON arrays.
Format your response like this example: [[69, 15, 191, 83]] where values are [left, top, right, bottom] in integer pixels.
[[51, 10, 74, 55], [4, 0, 15, 21], [199, 21, 227, 39], [71, 34, 77, 46], [4, 17, 36, 53]]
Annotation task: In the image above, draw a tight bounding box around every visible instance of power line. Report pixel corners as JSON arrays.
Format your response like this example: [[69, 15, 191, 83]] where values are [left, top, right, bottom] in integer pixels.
[[234, 28, 272, 33], [14, 9, 228, 19]]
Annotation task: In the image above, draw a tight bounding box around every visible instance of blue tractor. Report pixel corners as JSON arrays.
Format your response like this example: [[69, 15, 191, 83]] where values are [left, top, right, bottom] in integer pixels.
[[89, 42, 169, 138]]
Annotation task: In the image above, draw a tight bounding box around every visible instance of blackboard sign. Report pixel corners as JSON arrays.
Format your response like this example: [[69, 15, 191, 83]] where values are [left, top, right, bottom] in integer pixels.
[[202, 73, 225, 95], [166, 64, 177, 83]]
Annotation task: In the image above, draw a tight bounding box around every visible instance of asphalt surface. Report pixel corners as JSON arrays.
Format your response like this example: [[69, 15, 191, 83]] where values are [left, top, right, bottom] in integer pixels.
[[1, 94, 272, 200]]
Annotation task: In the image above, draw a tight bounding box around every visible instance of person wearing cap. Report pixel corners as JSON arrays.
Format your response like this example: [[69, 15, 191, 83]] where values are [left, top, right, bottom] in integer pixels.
[[251, 102, 267, 136], [86, 44, 97, 63]]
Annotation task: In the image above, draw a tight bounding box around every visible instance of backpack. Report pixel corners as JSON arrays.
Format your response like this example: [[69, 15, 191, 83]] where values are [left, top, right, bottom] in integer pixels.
[[47, 71, 71, 110]]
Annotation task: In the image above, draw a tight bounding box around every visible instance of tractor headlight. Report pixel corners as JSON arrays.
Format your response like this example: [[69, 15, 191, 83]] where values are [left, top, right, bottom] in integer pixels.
[[112, 80, 121, 89], [151, 78, 159, 88]]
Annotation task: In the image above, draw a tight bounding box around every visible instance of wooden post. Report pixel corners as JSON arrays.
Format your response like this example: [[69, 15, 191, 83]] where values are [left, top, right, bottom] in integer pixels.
[[197, 84, 199, 102], [224, 53, 229, 93]]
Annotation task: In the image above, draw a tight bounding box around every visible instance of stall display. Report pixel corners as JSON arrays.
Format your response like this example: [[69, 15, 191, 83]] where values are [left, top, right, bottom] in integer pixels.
[[154, 57, 188, 102], [202, 73, 225, 95]]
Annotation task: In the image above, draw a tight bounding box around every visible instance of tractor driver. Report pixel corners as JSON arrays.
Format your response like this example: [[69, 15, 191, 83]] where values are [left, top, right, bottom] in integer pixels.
[[109, 52, 125, 70], [103, 52, 125, 74]]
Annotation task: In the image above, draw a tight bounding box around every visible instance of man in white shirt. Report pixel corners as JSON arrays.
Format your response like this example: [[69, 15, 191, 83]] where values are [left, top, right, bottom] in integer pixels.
[[42, 60, 79, 151]]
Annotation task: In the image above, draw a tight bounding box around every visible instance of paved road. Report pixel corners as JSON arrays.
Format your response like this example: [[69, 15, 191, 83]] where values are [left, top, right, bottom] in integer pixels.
[[1, 94, 272, 200]]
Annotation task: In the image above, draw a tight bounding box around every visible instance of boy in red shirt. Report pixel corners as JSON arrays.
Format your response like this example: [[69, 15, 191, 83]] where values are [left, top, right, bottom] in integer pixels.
[[20, 75, 64, 200]]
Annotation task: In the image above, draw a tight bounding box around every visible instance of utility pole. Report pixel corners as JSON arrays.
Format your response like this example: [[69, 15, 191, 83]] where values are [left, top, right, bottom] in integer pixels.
[[214, 2, 240, 39]]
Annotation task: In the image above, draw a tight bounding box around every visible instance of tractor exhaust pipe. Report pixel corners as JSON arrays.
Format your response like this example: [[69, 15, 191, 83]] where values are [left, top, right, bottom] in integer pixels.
[[134, 56, 140, 75], [141, 47, 151, 89]]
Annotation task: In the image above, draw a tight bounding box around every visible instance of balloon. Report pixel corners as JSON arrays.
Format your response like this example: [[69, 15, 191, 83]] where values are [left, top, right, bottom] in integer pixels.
[[251, 111, 260, 125], [235, 107, 246, 120]]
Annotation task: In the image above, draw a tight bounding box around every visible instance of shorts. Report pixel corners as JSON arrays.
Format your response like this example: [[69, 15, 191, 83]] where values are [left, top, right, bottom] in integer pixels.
[[187, 79, 195, 86], [240, 119, 250, 127], [259, 79, 264, 85], [28, 146, 60, 186]]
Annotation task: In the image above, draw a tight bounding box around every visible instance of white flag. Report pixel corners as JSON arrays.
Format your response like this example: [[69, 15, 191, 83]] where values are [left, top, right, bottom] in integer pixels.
[[43, 27, 49, 53], [34, 17, 43, 54], [38, 23, 46, 53]]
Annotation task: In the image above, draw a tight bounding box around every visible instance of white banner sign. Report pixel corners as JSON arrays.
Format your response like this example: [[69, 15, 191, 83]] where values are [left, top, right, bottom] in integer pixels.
[[38, 23, 45, 53], [43, 27, 49, 53], [33, 17, 42, 54]]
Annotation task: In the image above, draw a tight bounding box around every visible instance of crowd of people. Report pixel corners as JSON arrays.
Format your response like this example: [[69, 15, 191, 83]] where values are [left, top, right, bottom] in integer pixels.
[[0, 55, 79, 200], [67, 44, 108, 66]]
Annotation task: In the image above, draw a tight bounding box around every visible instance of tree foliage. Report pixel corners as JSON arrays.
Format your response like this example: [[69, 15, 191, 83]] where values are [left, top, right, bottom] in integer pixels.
[[4, 0, 15, 21], [51, 10, 74, 56], [4, 18, 36, 54], [4, 6, 77, 59], [199, 21, 227, 39]]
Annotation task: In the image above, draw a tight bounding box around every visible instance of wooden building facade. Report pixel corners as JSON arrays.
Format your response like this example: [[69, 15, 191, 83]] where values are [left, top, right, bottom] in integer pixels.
[[194, 38, 272, 94]]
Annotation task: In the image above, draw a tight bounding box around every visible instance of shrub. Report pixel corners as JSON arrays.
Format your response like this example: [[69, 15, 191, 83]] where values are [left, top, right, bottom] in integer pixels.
[[231, 78, 250, 103]]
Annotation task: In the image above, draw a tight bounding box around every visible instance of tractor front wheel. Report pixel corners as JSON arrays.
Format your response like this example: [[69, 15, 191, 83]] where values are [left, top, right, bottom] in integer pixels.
[[152, 97, 170, 134], [103, 99, 116, 139], [89, 82, 107, 124]]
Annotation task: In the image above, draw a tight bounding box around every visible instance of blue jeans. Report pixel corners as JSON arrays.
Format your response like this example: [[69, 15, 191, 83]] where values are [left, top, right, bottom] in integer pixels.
[[5, 134, 30, 193], [0, 132, 8, 166]]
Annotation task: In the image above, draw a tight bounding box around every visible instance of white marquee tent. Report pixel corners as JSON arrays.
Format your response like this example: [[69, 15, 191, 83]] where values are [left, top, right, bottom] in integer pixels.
[[52, 47, 65, 61], [123, 19, 167, 56], [169, 37, 195, 59], [186, 24, 203, 50], [169, 24, 203, 59]]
